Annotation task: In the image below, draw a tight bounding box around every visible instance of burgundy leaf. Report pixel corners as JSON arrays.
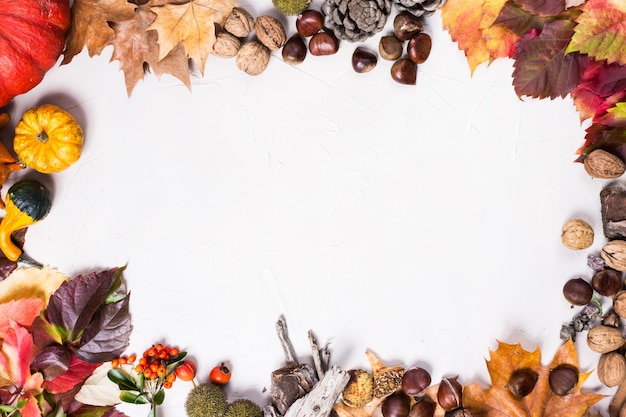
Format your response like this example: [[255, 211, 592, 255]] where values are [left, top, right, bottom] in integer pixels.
[[31, 344, 71, 380], [516, 0, 566, 16], [43, 353, 100, 394], [578, 123, 626, 155], [512, 19, 587, 98]]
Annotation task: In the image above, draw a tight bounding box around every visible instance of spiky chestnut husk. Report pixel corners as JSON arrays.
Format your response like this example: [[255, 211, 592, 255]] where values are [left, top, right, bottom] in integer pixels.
[[273, 0, 311, 15], [185, 383, 228, 417], [224, 399, 263, 417]]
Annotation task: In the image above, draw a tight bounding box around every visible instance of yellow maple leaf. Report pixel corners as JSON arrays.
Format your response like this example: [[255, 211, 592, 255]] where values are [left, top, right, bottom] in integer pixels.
[[441, 0, 518, 74], [148, 0, 237, 74], [464, 339, 606, 417], [0, 266, 68, 307]]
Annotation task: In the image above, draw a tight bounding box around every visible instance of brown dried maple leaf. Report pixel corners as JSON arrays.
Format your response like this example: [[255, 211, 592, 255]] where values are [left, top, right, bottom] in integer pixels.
[[148, 0, 237, 75], [63, 0, 137, 64], [464, 339, 606, 417]]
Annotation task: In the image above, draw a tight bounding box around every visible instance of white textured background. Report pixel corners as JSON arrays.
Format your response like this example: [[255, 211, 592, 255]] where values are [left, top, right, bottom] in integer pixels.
[[2, 2, 613, 415]]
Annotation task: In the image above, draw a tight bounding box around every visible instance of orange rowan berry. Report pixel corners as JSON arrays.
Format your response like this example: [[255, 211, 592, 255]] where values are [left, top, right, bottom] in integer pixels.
[[150, 363, 159, 372], [128, 354, 137, 363], [135, 365, 145, 373], [119, 357, 127, 365], [158, 350, 168, 360], [111, 359, 120, 368], [169, 347, 179, 356], [155, 343, 164, 352], [139, 357, 148, 366], [151, 373, 158, 381], [163, 381, 172, 389], [157, 365, 167, 377], [143, 369, 152, 378], [166, 372, 176, 383], [147, 347, 157, 357]]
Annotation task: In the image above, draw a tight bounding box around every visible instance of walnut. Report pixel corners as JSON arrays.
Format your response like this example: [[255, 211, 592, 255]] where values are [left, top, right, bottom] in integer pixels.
[[236, 41, 270, 76], [614, 291, 626, 318], [584, 149, 626, 179], [224, 7, 255, 38], [587, 325, 626, 353], [212, 31, 240, 58], [597, 351, 626, 387], [602, 240, 626, 271], [255, 15, 287, 50], [561, 219, 594, 250]]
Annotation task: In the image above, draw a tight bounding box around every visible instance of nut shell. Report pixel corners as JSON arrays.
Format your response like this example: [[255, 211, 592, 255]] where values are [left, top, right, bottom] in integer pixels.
[[255, 15, 287, 50], [613, 290, 626, 318], [212, 31, 240, 58], [584, 149, 626, 179], [561, 219, 594, 250], [598, 351, 626, 387], [602, 240, 626, 271], [342, 369, 374, 407], [224, 7, 255, 37], [236, 41, 270, 76], [587, 325, 626, 353]]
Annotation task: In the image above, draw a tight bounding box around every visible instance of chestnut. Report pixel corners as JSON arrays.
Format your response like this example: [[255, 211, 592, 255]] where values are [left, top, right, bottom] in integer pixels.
[[408, 398, 435, 417], [393, 11, 423, 41], [549, 364, 579, 396], [352, 47, 377, 73], [562, 277, 593, 306], [381, 392, 411, 417], [379, 35, 403, 61], [390, 58, 417, 85], [309, 31, 339, 56], [507, 368, 538, 398], [282, 34, 307, 65], [407, 33, 432, 64], [592, 269, 623, 297], [296, 9, 324, 37], [437, 376, 462, 411], [402, 367, 431, 396]]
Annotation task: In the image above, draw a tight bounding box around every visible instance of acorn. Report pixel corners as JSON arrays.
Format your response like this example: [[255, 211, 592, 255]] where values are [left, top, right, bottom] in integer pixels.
[[507, 368, 538, 398], [437, 377, 462, 411], [548, 364, 578, 396]]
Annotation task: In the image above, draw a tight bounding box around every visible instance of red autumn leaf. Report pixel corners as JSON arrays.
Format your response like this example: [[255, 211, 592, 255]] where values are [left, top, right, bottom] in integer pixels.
[[43, 353, 101, 394], [512, 19, 587, 98], [464, 339, 605, 417], [516, 0, 566, 17], [566, 0, 626, 65], [577, 123, 626, 156], [0, 298, 44, 338], [598, 103, 626, 127], [571, 59, 626, 121]]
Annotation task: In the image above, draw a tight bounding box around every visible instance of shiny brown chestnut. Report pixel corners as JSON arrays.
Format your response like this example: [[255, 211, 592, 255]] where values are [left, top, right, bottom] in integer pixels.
[[592, 269, 623, 297], [352, 48, 377, 73], [407, 33, 432, 64], [296, 9, 324, 37], [394, 11, 423, 41], [562, 277, 593, 306], [437, 376, 462, 411], [408, 398, 436, 417], [402, 367, 431, 396], [549, 364, 579, 396], [381, 392, 411, 417], [507, 368, 538, 398], [309, 31, 339, 56], [391, 58, 417, 85], [282, 34, 307, 65], [379, 35, 403, 61]]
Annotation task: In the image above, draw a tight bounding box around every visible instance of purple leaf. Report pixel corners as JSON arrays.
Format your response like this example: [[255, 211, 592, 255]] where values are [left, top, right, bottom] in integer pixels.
[[31, 344, 71, 380], [516, 0, 566, 16]]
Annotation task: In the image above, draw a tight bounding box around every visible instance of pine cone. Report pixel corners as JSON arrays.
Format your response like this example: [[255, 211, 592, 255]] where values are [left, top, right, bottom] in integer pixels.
[[393, 0, 446, 16], [322, 0, 393, 43]]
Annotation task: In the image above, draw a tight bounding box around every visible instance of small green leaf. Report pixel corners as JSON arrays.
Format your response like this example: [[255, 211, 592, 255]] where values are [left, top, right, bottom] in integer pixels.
[[119, 391, 150, 404], [153, 389, 165, 405], [107, 368, 139, 391], [0, 405, 15, 413]]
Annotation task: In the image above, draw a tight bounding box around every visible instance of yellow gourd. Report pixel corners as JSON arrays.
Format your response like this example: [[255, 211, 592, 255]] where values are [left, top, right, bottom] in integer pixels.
[[0, 180, 52, 262], [13, 104, 84, 174]]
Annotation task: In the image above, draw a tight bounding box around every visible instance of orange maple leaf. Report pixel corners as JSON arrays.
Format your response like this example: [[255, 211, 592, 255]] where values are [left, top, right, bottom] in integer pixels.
[[441, 0, 519, 74], [464, 339, 605, 417], [148, 0, 237, 75]]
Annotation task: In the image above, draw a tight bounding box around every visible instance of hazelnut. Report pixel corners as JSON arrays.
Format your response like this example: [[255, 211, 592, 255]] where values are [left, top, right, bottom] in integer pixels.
[[224, 7, 255, 38], [561, 218, 594, 250], [282, 34, 307, 65], [602, 240, 626, 271], [562, 277, 593, 306], [255, 15, 287, 51], [587, 324, 626, 353], [407, 33, 432, 64], [309, 31, 339, 56], [393, 11, 423, 41], [379, 35, 403, 61], [597, 351, 626, 387], [592, 268, 623, 297], [352, 48, 377, 73], [507, 368, 538, 398], [296, 9, 324, 37], [548, 364, 578, 396], [212, 30, 240, 58], [584, 149, 626, 179], [342, 369, 374, 407], [391, 59, 417, 85], [437, 376, 462, 411], [236, 41, 270, 76]]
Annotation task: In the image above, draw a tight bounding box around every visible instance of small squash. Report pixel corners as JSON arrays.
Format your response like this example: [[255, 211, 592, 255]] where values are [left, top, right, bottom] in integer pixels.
[[0, 179, 52, 262], [14, 104, 84, 174]]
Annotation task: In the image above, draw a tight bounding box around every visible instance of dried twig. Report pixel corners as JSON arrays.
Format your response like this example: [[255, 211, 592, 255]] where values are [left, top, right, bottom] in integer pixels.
[[277, 315, 298, 365], [309, 330, 325, 379], [284, 366, 349, 417]]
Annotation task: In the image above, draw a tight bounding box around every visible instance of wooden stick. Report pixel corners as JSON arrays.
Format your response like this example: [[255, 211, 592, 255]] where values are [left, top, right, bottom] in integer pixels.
[[309, 330, 325, 379], [277, 316, 298, 365], [283, 366, 350, 417]]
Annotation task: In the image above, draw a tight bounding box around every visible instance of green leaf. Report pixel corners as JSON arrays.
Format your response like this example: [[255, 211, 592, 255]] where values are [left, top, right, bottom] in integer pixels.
[[153, 389, 165, 406], [107, 368, 139, 391], [105, 266, 128, 304], [0, 405, 15, 413], [599, 102, 626, 127], [119, 391, 150, 404], [566, 0, 626, 65]]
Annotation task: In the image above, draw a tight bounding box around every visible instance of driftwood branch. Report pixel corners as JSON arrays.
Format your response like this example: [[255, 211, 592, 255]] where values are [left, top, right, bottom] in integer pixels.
[[277, 316, 298, 365], [283, 366, 349, 417], [309, 330, 325, 379]]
